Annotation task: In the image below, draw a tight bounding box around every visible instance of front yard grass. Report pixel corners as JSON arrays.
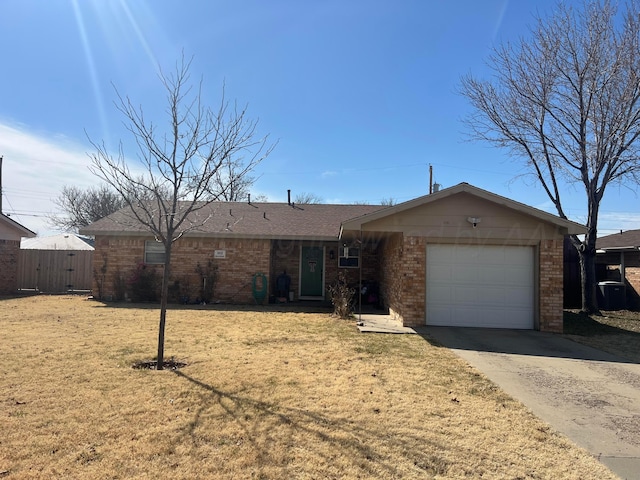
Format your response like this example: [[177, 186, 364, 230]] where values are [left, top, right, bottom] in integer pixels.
[[0, 296, 617, 479], [564, 309, 640, 363]]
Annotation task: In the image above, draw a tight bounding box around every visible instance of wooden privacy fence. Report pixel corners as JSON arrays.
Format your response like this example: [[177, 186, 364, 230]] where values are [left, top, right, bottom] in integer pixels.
[[17, 250, 94, 293]]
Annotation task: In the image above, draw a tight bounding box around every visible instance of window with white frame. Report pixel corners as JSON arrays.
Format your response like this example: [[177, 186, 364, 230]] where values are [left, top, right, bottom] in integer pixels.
[[144, 240, 166, 264], [338, 245, 359, 268]]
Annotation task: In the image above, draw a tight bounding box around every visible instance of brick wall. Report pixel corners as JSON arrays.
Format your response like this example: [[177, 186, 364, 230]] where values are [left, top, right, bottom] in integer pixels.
[[271, 239, 301, 299], [379, 234, 428, 326], [380, 233, 403, 320], [624, 267, 640, 309], [399, 236, 427, 327], [93, 236, 271, 304], [94, 236, 383, 305], [598, 252, 640, 309], [0, 239, 20, 294], [270, 240, 381, 302], [539, 239, 564, 333]]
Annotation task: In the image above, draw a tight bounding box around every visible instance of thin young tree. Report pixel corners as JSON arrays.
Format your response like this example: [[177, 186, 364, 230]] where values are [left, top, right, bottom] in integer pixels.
[[460, 0, 640, 313], [89, 56, 273, 369], [49, 184, 127, 232]]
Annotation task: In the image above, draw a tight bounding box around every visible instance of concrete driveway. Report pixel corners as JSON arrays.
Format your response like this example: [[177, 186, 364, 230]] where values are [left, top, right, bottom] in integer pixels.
[[424, 327, 640, 480]]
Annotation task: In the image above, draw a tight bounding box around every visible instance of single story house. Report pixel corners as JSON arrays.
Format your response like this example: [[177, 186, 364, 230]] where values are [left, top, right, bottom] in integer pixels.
[[596, 229, 640, 309], [80, 183, 586, 333], [0, 213, 36, 294]]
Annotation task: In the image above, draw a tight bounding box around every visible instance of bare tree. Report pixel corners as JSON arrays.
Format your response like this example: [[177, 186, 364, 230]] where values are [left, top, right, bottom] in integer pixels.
[[89, 56, 273, 369], [460, 0, 640, 313], [49, 185, 127, 232], [380, 197, 396, 206], [212, 156, 257, 201], [293, 192, 324, 204]]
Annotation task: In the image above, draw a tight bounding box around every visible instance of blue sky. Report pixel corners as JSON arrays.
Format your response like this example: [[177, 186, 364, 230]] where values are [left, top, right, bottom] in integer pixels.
[[1, 0, 638, 236]]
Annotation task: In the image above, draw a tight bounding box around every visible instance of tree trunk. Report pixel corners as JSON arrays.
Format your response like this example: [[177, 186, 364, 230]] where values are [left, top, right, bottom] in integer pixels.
[[580, 205, 599, 313], [156, 242, 172, 370], [579, 247, 598, 313]]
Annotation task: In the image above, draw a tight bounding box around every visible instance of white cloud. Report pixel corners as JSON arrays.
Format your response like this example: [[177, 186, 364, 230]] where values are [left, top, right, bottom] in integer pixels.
[[0, 122, 98, 236], [321, 170, 338, 178], [598, 211, 640, 236]]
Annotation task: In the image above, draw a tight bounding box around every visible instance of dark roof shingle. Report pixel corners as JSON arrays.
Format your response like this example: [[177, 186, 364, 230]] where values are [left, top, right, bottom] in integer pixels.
[[597, 229, 640, 249], [80, 202, 385, 240]]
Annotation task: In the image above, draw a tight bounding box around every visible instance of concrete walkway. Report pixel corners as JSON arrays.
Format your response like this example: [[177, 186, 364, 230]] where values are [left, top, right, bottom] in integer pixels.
[[424, 327, 640, 480], [355, 312, 417, 334]]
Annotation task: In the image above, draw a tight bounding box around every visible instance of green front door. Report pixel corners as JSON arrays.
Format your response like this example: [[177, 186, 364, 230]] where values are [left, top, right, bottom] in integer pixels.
[[300, 246, 324, 297]]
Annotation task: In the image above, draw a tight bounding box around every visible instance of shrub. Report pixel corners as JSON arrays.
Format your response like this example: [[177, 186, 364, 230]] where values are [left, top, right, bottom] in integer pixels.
[[328, 271, 355, 319], [168, 277, 192, 304], [195, 258, 218, 303], [93, 253, 108, 300], [128, 263, 160, 302], [112, 268, 127, 302]]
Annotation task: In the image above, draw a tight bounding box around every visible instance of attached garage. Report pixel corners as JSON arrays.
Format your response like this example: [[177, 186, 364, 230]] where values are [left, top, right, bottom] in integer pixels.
[[339, 183, 587, 333], [426, 244, 534, 329]]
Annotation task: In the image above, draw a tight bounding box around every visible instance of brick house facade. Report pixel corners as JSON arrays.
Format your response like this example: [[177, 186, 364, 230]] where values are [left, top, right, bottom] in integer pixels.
[[82, 184, 584, 332], [596, 229, 640, 310], [0, 239, 20, 294], [0, 214, 36, 295]]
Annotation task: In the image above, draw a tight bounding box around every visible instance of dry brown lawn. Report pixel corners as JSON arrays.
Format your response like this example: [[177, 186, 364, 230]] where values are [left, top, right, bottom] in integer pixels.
[[1, 296, 617, 479], [564, 309, 640, 363]]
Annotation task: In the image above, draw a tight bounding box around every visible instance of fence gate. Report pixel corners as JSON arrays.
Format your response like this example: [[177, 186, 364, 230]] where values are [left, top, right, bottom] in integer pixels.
[[17, 250, 94, 293]]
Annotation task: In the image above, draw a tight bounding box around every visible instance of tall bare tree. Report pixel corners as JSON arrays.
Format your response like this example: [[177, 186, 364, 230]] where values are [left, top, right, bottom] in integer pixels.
[[212, 156, 257, 201], [293, 192, 324, 204], [49, 184, 126, 232], [460, 0, 640, 313], [89, 56, 273, 369]]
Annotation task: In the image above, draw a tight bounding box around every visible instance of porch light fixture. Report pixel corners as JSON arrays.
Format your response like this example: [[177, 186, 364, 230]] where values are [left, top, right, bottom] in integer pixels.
[[329, 250, 335, 260], [467, 217, 481, 228]]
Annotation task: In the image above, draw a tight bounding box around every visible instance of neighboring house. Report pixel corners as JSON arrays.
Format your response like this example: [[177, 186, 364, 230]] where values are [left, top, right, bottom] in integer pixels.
[[19, 234, 95, 293], [0, 214, 36, 294], [596, 229, 640, 309], [80, 183, 585, 333]]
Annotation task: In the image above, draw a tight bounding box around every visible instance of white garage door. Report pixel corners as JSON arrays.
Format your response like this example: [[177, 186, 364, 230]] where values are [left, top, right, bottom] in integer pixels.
[[426, 244, 534, 329]]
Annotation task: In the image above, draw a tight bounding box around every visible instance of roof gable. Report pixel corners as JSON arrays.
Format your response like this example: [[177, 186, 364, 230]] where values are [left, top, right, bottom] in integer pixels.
[[340, 183, 586, 236], [0, 214, 36, 241]]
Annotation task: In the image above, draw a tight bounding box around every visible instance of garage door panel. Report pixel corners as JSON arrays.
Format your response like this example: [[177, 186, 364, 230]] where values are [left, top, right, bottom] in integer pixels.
[[441, 306, 532, 329], [504, 266, 532, 285], [478, 265, 505, 284], [428, 285, 453, 303], [427, 264, 453, 281], [426, 244, 534, 329], [452, 264, 479, 281], [476, 286, 508, 305], [453, 285, 482, 304], [504, 286, 533, 306]]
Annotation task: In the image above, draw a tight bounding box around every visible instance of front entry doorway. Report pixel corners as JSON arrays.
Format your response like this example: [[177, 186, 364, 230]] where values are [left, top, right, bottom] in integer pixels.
[[300, 246, 324, 298]]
